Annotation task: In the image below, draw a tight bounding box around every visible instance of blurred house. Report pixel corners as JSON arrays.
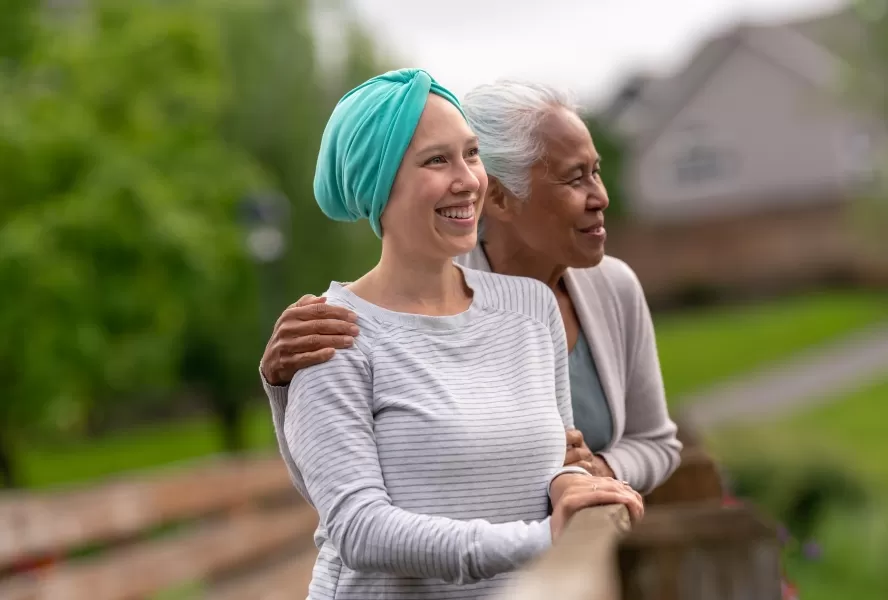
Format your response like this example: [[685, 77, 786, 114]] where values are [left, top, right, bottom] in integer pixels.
[[599, 7, 887, 306]]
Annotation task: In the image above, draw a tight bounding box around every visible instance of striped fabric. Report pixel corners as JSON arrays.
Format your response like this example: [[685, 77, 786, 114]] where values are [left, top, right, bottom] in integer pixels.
[[268, 266, 574, 599]]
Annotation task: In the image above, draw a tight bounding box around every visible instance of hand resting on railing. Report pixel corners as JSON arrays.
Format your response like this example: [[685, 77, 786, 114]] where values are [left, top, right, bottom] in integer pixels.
[[549, 473, 644, 541]]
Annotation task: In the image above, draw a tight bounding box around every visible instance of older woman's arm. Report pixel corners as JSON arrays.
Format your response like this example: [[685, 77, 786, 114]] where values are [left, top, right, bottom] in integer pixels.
[[597, 261, 682, 494], [281, 345, 557, 584]]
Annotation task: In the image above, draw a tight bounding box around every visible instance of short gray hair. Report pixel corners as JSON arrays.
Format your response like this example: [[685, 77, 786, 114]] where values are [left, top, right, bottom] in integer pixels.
[[462, 81, 578, 200]]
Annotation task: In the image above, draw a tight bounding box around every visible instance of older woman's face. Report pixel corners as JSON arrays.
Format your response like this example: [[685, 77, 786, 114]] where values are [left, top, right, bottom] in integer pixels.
[[510, 107, 609, 268]]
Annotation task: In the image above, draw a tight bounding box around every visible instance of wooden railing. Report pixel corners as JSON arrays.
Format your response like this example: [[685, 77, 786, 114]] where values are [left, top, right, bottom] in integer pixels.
[[492, 504, 631, 600], [491, 420, 784, 600], [493, 502, 782, 600], [0, 453, 318, 600], [0, 422, 782, 599]]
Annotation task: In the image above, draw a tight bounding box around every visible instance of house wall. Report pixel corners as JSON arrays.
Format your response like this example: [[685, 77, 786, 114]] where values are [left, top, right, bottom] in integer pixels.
[[604, 198, 887, 307], [625, 42, 874, 222]]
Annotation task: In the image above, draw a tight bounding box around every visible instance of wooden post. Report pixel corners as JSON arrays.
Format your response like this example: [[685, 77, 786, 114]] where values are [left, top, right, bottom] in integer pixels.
[[618, 504, 782, 600], [645, 416, 725, 507], [644, 446, 724, 507]]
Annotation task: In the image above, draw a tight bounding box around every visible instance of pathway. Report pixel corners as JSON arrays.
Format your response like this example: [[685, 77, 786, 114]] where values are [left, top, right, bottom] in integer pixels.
[[682, 324, 888, 428]]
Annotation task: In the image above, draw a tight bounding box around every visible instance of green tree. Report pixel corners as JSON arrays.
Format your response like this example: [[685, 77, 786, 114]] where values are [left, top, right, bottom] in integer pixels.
[[0, 0, 36, 68], [582, 115, 628, 219], [844, 1, 888, 253], [0, 0, 265, 486], [220, 0, 389, 299], [170, 0, 392, 452]]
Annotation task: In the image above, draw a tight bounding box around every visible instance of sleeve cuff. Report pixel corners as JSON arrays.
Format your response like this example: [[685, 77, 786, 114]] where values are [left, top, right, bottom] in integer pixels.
[[259, 364, 289, 411], [530, 518, 553, 554], [597, 449, 639, 491], [547, 466, 591, 499], [596, 452, 626, 483]]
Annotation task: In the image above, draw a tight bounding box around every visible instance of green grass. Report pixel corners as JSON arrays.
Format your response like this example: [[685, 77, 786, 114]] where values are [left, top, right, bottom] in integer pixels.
[[709, 376, 888, 599], [654, 289, 888, 403], [19, 403, 278, 489], [779, 507, 888, 600], [710, 377, 888, 489]]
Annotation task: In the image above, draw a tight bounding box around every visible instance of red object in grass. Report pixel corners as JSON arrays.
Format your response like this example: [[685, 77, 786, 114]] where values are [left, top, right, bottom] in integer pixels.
[[9, 553, 58, 574]]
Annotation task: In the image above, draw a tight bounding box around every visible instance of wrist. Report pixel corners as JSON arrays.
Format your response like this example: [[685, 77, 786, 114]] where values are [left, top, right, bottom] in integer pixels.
[[593, 454, 616, 479], [259, 362, 283, 387], [547, 466, 590, 498]]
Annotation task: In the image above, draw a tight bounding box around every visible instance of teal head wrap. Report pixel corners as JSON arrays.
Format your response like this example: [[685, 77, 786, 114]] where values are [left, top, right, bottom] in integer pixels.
[[313, 68, 465, 238]]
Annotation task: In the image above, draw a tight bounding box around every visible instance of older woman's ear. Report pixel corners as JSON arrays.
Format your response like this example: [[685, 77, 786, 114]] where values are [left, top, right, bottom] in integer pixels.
[[483, 177, 522, 223]]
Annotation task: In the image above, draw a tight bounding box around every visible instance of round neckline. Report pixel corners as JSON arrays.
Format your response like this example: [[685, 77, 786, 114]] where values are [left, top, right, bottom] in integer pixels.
[[327, 265, 484, 332]]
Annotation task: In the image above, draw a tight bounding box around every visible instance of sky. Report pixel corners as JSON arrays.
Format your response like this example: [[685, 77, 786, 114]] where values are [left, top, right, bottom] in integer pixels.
[[346, 0, 850, 109]]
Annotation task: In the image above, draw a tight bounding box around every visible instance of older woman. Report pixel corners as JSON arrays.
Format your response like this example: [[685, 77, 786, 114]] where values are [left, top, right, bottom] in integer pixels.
[[261, 80, 681, 495]]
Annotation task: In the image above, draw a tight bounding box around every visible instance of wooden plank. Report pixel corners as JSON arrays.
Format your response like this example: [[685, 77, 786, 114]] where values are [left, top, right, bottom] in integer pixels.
[[207, 549, 318, 600], [618, 504, 782, 600], [488, 504, 631, 600], [0, 504, 319, 600], [0, 454, 294, 569], [620, 504, 775, 547]]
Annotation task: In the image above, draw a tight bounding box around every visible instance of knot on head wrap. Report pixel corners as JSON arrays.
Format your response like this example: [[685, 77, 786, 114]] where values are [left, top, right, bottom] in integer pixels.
[[313, 68, 464, 238]]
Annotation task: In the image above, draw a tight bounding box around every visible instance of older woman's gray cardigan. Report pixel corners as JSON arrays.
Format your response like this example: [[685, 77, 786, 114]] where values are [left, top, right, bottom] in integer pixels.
[[456, 247, 682, 494]]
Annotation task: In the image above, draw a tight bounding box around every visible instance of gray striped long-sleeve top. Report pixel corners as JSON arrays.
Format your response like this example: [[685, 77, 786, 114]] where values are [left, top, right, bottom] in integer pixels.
[[270, 267, 575, 599]]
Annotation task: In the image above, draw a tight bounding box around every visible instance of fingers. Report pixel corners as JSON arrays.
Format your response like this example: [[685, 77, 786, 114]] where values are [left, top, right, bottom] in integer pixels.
[[273, 317, 359, 355], [308, 301, 359, 322], [565, 429, 584, 448], [286, 348, 336, 372], [279, 299, 358, 325], [559, 487, 643, 523], [288, 334, 355, 354], [294, 294, 324, 307], [279, 318, 360, 338], [603, 480, 644, 522], [612, 484, 645, 522], [564, 446, 594, 467], [554, 476, 645, 523], [275, 296, 324, 330]]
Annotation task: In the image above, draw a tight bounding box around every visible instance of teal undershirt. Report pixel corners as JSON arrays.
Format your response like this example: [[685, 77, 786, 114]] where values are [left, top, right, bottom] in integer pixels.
[[568, 329, 614, 453]]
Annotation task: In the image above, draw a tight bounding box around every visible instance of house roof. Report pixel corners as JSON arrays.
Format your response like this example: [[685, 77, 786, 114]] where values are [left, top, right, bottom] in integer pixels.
[[602, 6, 856, 153]]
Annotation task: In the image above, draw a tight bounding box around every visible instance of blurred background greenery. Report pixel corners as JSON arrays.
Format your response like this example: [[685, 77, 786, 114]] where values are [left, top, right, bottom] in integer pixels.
[[0, 0, 386, 489], [1, 0, 887, 597]]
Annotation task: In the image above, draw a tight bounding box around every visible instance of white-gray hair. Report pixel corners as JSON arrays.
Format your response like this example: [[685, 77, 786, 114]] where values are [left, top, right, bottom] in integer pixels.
[[462, 81, 578, 200]]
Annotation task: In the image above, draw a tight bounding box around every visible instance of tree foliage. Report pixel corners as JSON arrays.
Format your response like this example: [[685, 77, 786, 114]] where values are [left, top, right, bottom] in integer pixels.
[[844, 1, 888, 250], [582, 115, 628, 219], [0, 0, 265, 485], [0, 0, 392, 487]]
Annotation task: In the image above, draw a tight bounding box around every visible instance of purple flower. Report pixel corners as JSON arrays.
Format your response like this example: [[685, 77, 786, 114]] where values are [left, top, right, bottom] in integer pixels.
[[802, 541, 822, 561], [777, 525, 791, 545]]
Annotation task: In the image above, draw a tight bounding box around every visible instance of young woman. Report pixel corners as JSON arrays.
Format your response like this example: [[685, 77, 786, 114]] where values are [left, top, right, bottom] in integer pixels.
[[270, 69, 643, 600]]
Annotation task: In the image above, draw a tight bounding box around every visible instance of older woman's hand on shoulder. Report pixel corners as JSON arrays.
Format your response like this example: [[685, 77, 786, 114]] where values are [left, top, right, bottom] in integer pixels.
[[260, 295, 359, 386], [549, 472, 644, 540]]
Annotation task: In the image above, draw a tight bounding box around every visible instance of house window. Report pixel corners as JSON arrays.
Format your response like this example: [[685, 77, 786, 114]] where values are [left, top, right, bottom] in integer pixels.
[[847, 131, 874, 174], [674, 143, 723, 184]]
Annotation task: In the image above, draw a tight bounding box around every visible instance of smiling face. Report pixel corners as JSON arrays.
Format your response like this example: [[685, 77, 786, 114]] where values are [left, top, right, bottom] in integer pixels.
[[379, 94, 488, 262], [486, 106, 610, 269]]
